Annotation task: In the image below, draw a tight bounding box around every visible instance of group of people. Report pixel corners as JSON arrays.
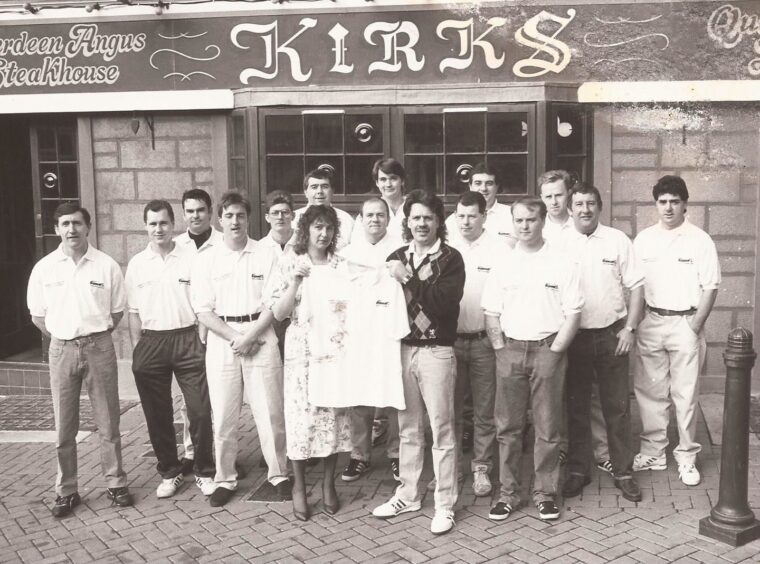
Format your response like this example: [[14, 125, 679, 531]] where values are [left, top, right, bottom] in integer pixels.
[[27, 157, 719, 537]]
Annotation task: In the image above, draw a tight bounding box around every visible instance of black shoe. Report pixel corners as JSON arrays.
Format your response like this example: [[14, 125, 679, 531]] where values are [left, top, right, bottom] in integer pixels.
[[106, 487, 133, 507], [324, 497, 340, 515], [52, 492, 80, 518], [615, 477, 642, 502], [488, 501, 513, 521], [209, 486, 235, 507], [389, 458, 400, 481], [562, 474, 590, 498], [180, 457, 194, 476], [341, 459, 369, 482], [537, 500, 560, 521], [275, 479, 293, 501]]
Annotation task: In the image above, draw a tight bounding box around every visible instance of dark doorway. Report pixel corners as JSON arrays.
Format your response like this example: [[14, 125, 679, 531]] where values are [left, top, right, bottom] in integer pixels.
[[0, 117, 38, 360]]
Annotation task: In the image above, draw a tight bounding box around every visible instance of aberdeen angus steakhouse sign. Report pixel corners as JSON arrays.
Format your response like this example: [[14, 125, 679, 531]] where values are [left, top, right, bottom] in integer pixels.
[[0, 2, 759, 94]]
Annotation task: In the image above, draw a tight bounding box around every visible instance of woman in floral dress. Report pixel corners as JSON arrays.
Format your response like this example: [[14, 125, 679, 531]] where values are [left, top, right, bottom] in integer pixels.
[[269, 205, 352, 521]]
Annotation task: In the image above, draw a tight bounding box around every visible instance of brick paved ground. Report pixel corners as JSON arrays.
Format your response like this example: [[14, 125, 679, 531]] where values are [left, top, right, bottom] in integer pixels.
[[1, 395, 759, 563]]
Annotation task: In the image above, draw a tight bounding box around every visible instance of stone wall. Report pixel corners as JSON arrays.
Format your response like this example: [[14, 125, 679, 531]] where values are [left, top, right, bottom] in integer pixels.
[[91, 113, 222, 359], [604, 105, 759, 391]]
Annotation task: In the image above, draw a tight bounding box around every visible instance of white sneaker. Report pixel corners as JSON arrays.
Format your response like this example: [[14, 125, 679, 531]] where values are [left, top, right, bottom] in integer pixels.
[[633, 453, 667, 471], [195, 476, 216, 496], [372, 496, 421, 519], [430, 509, 455, 535], [472, 465, 492, 497], [156, 474, 184, 498], [678, 463, 701, 486]]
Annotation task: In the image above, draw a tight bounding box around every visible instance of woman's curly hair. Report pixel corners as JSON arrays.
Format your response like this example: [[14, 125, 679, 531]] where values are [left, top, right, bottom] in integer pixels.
[[293, 205, 340, 255]]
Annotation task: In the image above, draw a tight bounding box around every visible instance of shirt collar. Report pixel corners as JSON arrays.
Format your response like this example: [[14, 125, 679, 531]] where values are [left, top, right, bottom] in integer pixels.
[[145, 242, 182, 259], [406, 238, 442, 259], [220, 238, 257, 254], [54, 243, 95, 262]]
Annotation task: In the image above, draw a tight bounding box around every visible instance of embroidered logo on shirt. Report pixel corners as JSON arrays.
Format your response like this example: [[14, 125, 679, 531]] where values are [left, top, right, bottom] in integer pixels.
[[545, 283, 559, 291], [376, 300, 389, 307], [477, 266, 491, 273], [251, 273, 264, 280], [602, 259, 617, 266], [678, 258, 694, 264], [89, 281, 104, 289], [178, 278, 191, 285]]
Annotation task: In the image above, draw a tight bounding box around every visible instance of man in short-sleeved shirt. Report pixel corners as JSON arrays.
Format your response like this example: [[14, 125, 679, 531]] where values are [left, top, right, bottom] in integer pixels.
[[27, 203, 130, 517], [559, 183, 644, 503], [126, 200, 215, 500], [445, 162, 513, 245], [482, 197, 582, 523], [632, 175, 720, 487], [293, 168, 354, 250], [192, 191, 290, 506], [448, 191, 507, 498]]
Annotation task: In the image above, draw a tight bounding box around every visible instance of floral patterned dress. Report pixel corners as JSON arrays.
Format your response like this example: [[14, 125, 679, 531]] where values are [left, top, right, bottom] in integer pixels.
[[267, 251, 352, 460]]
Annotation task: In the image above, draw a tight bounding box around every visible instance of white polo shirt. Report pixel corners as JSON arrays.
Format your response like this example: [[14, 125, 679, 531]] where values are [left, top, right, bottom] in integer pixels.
[[27, 244, 126, 340], [634, 219, 721, 311], [340, 231, 403, 268], [562, 224, 644, 329], [445, 201, 514, 245], [449, 230, 509, 333], [174, 227, 223, 255], [191, 238, 277, 317], [351, 198, 406, 245], [259, 230, 295, 259], [481, 243, 583, 341], [542, 215, 574, 246], [293, 205, 354, 250], [125, 243, 196, 331]]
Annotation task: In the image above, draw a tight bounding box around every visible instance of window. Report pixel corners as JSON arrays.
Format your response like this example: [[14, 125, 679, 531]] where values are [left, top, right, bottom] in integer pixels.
[[261, 109, 389, 197], [32, 118, 80, 255], [548, 104, 592, 183], [229, 111, 248, 192], [403, 105, 535, 201]]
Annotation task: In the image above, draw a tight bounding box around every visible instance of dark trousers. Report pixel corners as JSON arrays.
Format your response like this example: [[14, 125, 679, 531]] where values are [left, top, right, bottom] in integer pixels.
[[132, 326, 214, 479], [566, 320, 634, 479]]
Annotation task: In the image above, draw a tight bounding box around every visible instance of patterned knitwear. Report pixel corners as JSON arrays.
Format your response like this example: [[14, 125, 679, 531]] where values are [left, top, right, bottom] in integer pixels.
[[387, 242, 465, 347]]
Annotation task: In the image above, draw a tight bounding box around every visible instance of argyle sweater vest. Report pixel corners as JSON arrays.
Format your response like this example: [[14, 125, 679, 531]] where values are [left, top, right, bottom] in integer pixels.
[[387, 243, 465, 347]]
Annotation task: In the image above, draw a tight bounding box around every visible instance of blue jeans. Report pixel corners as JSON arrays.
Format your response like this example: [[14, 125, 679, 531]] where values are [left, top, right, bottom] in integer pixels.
[[396, 344, 458, 511], [495, 337, 566, 506], [566, 320, 634, 479], [454, 335, 496, 472], [49, 332, 127, 497]]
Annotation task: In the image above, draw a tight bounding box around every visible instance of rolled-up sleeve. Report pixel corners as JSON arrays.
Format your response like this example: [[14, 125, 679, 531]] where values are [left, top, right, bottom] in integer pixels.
[[27, 262, 45, 317], [560, 260, 584, 316], [481, 266, 503, 317]]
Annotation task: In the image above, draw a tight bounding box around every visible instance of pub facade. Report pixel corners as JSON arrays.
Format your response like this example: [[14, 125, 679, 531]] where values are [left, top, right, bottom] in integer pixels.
[[0, 0, 758, 392]]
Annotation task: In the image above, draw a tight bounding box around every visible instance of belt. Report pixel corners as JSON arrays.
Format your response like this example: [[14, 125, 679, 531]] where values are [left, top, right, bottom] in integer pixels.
[[648, 306, 697, 317], [58, 330, 109, 344], [505, 333, 556, 346], [220, 312, 261, 323], [456, 330, 488, 340], [141, 325, 196, 336]]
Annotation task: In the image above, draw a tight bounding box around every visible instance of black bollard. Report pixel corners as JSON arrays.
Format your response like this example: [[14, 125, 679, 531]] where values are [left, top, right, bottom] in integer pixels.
[[699, 328, 760, 546]]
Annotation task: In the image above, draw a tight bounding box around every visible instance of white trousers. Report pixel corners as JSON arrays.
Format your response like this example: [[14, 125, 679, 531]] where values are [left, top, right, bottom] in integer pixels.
[[205, 323, 288, 488], [635, 312, 706, 464]]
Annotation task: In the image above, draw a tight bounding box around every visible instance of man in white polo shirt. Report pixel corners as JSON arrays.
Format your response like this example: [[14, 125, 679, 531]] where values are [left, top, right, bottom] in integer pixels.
[[482, 197, 582, 522], [126, 200, 215, 499], [27, 203, 131, 517], [293, 168, 353, 250], [192, 191, 290, 506], [540, 170, 574, 245], [448, 191, 506, 497], [445, 162, 513, 245], [351, 158, 407, 245], [260, 190, 295, 258], [633, 175, 720, 486], [559, 183, 644, 503], [173, 188, 222, 473], [340, 197, 402, 483]]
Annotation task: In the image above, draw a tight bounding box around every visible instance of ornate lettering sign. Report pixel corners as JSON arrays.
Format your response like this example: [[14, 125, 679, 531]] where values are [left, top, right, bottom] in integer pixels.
[[0, 2, 758, 95]]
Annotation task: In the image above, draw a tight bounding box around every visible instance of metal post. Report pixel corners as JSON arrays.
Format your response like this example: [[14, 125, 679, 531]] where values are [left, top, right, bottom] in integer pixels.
[[699, 328, 760, 546]]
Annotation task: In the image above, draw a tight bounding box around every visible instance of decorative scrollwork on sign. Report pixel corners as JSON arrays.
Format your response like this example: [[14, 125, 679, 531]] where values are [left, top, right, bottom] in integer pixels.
[[593, 57, 662, 67], [157, 31, 208, 40], [593, 15, 663, 25], [149, 44, 220, 80], [583, 33, 670, 50]]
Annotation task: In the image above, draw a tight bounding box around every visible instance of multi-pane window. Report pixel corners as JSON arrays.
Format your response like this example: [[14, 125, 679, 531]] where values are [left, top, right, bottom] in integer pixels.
[[403, 106, 534, 198], [35, 119, 79, 254], [229, 112, 248, 192], [262, 109, 388, 196]]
